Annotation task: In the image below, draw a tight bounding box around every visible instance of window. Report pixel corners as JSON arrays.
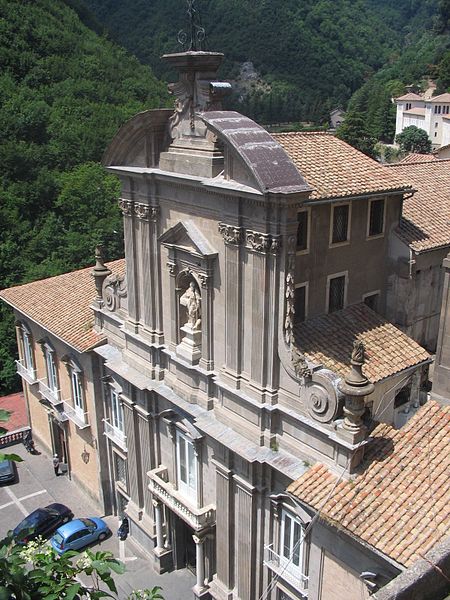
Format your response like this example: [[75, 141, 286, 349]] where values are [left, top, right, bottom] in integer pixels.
[[435, 106, 438, 114], [368, 198, 385, 237], [176, 430, 197, 501], [20, 325, 34, 375], [44, 346, 58, 393], [114, 453, 128, 488], [435, 132, 438, 137], [331, 204, 350, 245], [435, 122, 439, 128], [70, 368, 84, 417], [294, 284, 307, 323], [363, 292, 379, 312], [280, 509, 304, 574], [296, 210, 309, 252], [328, 274, 346, 313], [111, 389, 124, 433]]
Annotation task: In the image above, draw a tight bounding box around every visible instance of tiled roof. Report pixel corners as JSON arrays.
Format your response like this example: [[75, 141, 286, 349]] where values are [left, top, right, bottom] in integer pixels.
[[430, 93, 450, 103], [388, 160, 450, 252], [294, 303, 430, 383], [395, 93, 423, 101], [287, 401, 450, 567], [398, 152, 438, 164], [0, 259, 126, 352], [403, 107, 426, 116], [272, 132, 411, 201]]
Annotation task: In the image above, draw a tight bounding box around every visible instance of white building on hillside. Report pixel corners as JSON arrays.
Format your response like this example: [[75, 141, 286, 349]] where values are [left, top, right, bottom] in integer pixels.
[[395, 92, 450, 148]]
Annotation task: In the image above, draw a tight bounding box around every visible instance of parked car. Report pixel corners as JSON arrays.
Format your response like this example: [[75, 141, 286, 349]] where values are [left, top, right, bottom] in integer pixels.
[[13, 503, 73, 543], [0, 459, 16, 484], [50, 517, 111, 554]]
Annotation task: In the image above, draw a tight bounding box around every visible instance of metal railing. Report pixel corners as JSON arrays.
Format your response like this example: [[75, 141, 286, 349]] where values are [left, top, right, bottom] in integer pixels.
[[148, 466, 216, 532], [62, 401, 89, 429], [103, 419, 127, 451], [38, 381, 62, 405], [15, 360, 37, 385], [264, 544, 308, 595]]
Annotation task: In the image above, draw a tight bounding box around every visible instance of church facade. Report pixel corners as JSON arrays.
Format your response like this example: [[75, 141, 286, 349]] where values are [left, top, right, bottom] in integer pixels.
[[2, 49, 439, 600]]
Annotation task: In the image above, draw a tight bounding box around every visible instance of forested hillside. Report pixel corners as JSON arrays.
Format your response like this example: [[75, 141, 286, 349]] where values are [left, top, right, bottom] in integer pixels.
[[85, 0, 440, 124], [0, 0, 168, 394]]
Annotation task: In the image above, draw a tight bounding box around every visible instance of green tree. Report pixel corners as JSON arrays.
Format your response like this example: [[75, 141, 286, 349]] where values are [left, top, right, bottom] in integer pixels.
[[0, 535, 163, 600], [336, 112, 378, 158], [396, 125, 432, 153]]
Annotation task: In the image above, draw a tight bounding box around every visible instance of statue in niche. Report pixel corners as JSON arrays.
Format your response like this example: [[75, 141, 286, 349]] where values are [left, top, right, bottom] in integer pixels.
[[180, 281, 201, 330]]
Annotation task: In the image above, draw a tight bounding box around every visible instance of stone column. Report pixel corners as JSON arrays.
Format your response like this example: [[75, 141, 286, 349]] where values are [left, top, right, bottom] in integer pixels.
[[233, 475, 256, 600], [153, 499, 164, 552], [193, 535, 207, 596], [119, 199, 139, 327], [199, 273, 214, 371], [219, 223, 243, 378], [212, 459, 233, 594], [409, 369, 421, 408], [122, 395, 143, 512], [136, 405, 153, 516]]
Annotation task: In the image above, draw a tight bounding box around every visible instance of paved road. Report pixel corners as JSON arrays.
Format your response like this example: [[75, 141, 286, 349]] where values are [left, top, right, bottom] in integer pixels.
[[0, 444, 195, 599]]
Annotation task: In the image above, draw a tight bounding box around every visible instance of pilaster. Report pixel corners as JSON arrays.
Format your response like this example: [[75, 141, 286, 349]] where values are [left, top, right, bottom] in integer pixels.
[[233, 474, 257, 600], [122, 394, 143, 511], [119, 198, 139, 327], [136, 404, 154, 516]]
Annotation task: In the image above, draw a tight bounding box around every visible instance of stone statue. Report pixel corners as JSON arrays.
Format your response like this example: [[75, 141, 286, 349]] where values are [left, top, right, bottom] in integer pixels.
[[180, 282, 201, 330], [351, 340, 365, 365]]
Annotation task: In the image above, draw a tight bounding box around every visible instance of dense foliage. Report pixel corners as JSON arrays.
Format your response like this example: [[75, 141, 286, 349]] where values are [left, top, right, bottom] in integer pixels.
[[84, 0, 439, 125], [396, 125, 433, 153], [0, 0, 168, 394]]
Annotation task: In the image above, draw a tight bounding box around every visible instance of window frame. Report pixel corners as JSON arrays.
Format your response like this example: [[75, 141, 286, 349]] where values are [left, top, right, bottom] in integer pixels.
[[294, 282, 309, 324], [366, 197, 386, 239], [68, 361, 85, 418], [110, 388, 124, 434], [43, 343, 58, 393], [326, 271, 348, 314], [296, 208, 311, 255], [20, 323, 35, 375], [113, 450, 128, 491], [329, 202, 351, 247], [176, 429, 197, 502], [279, 508, 306, 578]]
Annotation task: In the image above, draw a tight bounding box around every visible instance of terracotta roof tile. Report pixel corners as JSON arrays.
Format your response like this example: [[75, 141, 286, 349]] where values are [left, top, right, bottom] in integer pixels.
[[430, 93, 450, 103], [288, 401, 450, 567], [294, 303, 429, 383], [395, 93, 424, 101], [0, 259, 125, 352], [388, 160, 450, 252], [272, 132, 411, 201], [398, 152, 438, 164], [403, 107, 426, 116]]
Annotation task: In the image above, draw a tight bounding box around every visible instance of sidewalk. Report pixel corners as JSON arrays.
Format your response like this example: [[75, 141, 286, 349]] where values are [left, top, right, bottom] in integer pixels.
[[0, 443, 195, 599]]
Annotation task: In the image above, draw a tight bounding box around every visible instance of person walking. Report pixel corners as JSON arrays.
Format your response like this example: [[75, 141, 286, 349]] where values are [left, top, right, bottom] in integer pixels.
[[52, 453, 60, 476]]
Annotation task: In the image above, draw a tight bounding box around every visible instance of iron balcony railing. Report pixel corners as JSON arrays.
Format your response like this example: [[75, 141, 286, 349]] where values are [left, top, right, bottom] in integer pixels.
[[15, 360, 37, 385], [264, 544, 308, 595], [62, 401, 89, 429], [103, 418, 127, 451], [38, 380, 62, 406]]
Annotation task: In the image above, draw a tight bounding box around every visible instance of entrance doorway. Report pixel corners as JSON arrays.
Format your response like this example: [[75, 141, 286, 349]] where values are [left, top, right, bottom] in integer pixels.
[[50, 416, 69, 474], [173, 515, 196, 574]]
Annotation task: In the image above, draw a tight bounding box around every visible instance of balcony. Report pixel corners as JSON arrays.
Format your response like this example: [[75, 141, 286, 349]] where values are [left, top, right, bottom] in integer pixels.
[[264, 544, 308, 596], [103, 418, 127, 451], [15, 360, 37, 385], [148, 466, 216, 532], [62, 401, 89, 429], [38, 381, 62, 406]]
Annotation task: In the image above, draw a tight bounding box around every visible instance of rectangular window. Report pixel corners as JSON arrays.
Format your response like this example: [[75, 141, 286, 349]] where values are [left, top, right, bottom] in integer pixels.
[[328, 275, 346, 313], [71, 370, 84, 415], [368, 198, 385, 237], [294, 284, 307, 324], [176, 431, 197, 501], [280, 509, 304, 572], [331, 204, 349, 244], [296, 210, 309, 252], [23, 330, 34, 373], [114, 453, 128, 488], [45, 348, 58, 392], [111, 389, 124, 433]]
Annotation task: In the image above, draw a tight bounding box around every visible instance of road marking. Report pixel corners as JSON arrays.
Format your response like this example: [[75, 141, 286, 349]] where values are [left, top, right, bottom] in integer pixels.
[[0, 489, 47, 511], [4, 487, 28, 516]]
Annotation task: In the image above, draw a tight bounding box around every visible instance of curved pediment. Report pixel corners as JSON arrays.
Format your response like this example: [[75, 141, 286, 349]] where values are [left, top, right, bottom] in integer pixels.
[[102, 108, 173, 168], [160, 220, 218, 258], [201, 111, 312, 195]]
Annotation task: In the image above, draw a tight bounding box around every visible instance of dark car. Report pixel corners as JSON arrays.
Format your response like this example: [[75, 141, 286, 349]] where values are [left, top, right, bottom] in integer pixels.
[[12, 503, 73, 543], [0, 459, 16, 484]]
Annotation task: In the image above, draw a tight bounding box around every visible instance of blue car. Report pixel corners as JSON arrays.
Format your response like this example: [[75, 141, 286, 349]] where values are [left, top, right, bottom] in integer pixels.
[[50, 517, 111, 554]]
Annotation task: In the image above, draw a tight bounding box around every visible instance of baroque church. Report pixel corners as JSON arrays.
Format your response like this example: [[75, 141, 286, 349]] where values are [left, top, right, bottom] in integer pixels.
[[2, 44, 449, 600]]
